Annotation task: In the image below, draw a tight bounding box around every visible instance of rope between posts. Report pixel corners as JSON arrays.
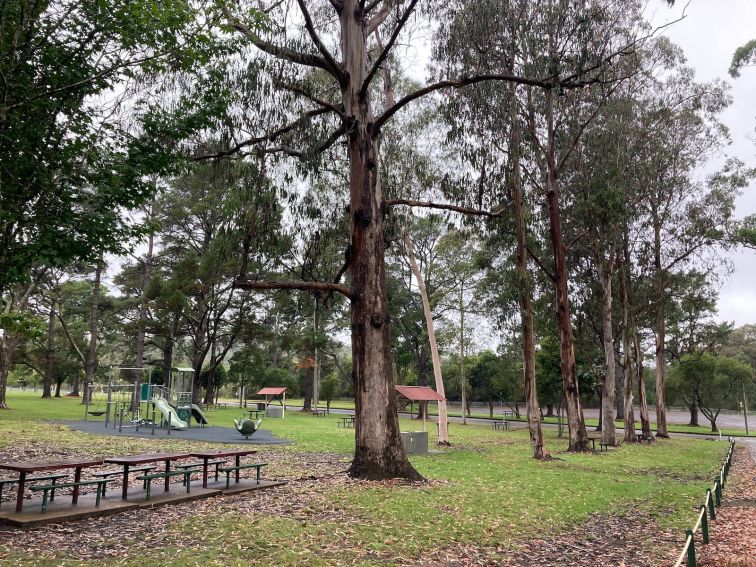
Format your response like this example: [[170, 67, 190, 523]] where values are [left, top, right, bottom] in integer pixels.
[[672, 438, 735, 567]]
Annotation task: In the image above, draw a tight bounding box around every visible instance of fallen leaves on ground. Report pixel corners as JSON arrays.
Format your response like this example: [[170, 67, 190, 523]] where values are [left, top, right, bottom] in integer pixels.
[[698, 445, 756, 566]]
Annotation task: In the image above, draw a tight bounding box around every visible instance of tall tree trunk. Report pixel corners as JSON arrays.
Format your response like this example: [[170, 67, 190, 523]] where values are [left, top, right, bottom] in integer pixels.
[[688, 398, 699, 426], [43, 301, 56, 398], [163, 334, 174, 390], [313, 297, 321, 408], [652, 211, 669, 437], [615, 360, 624, 421], [82, 258, 103, 404], [0, 330, 19, 408], [459, 282, 467, 425], [634, 327, 653, 440], [512, 110, 544, 458], [191, 295, 210, 405], [303, 366, 314, 411], [133, 211, 154, 409], [598, 257, 617, 446], [619, 243, 636, 442], [343, 0, 418, 479], [405, 234, 449, 445], [545, 91, 588, 452]]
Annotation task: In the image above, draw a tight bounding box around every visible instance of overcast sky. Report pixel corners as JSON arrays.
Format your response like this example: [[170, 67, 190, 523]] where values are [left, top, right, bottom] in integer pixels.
[[649, 0, 756, 326]]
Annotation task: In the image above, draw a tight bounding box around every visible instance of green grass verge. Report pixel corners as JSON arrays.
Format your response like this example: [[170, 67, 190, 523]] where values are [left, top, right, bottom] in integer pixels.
[[0, 391, 732, 565]]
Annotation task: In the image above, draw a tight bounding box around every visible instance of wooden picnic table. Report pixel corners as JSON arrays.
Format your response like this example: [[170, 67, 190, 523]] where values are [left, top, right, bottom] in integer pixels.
[[312, 408, 328, 417], [188, 449, 257, 488], [0, 458, 103, 512], [247, 409, 264, 419], [104, 453, 189, 499], [338, 415, 355, 428]]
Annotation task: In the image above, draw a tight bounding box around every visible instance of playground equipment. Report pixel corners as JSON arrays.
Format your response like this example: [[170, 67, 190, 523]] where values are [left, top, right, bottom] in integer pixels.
[[233, 418, 262, 439], [83, 366, 206, 433]]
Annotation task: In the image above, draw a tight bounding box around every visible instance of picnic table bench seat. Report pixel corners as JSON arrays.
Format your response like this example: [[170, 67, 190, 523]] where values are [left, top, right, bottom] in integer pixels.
[[136, 469, 201, 500], [0, 473, 69, 504], [30, 478, 114, 513], [218, 462, 267, 488], [176, 459, 227, 484], [92, 465, 158, 494]]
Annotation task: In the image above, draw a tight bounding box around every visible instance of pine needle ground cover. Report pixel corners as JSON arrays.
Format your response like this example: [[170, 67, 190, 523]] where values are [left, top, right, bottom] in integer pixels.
[[0, 391, 726, 565]]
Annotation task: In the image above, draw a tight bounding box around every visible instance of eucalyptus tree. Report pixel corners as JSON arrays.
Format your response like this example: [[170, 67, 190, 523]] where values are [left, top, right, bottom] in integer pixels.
[[204, 0, 613, 478], [632, 68, 746, 437], [435, 0, 655, 451], [435, 229, 484, 425]]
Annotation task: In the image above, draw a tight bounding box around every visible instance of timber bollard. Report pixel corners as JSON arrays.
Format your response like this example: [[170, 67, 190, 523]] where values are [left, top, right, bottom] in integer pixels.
[[700, 506, 709, 544], [707, 489, 716, 520], [686, 529, 696, 567]]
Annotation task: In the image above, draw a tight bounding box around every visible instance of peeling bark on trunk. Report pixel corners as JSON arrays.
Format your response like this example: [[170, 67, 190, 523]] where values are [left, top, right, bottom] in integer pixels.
[[634, 326, 653, 440], [619, 245, 636, 443], [543, 91, 588, 452], [343, 0, 418, 479], [597, 257, 617, 446], [652, 209, 669, 438], [405, 233, 449, 445]]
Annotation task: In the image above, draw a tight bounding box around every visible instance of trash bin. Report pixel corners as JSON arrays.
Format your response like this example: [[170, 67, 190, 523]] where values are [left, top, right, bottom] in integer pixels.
[[400, 431, 428, 454]]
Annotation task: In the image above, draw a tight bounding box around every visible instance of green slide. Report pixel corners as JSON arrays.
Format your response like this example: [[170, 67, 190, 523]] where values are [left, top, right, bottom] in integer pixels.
[[152, 397, 188, 430], [190, 404, 209, 426]]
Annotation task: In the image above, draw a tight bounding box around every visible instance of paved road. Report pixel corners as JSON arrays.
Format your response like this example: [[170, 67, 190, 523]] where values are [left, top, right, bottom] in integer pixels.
[[288, 403, 753, 431]]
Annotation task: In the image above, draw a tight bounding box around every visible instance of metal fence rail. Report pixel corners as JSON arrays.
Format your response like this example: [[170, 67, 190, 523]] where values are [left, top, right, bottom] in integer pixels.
[[672, 439, 735, 567]]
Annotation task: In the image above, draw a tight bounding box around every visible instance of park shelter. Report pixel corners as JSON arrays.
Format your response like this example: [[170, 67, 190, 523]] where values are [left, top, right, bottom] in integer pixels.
[[257, 387, 287, 417], [395, 385, 445, 432]]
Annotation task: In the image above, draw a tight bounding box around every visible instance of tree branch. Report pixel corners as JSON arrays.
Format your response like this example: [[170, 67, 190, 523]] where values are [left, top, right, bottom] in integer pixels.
[[374, 74, 552, 133], [361, 0, 418, 97], [385, 198, 507, 217], [233, 279, 354, 299], [296, 0, 345, 84], [282, 83, 344, 116], [366, 0, 402, 35], [55, 313, 86, 365], [194, 107, 333, 160], [222, 6, 335, 76]]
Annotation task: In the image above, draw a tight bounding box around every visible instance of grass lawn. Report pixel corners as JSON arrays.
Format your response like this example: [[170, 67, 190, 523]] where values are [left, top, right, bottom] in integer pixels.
[[0, 390, 732, 565]]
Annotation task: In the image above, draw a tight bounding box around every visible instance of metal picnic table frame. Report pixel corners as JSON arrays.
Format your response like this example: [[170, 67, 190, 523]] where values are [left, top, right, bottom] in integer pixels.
[[0, 458, 104, 512], [188, 449, 258, 488], [104, 452, 189, 499]]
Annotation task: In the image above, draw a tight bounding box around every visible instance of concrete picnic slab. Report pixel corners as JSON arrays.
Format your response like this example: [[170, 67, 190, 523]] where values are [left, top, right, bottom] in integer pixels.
[[58, 420, 290, 445]]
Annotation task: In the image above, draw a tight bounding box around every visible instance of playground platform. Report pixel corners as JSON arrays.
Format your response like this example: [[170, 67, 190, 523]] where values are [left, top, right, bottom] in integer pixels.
[[59, 421, 291, 445], [0, 478, 286, 527]]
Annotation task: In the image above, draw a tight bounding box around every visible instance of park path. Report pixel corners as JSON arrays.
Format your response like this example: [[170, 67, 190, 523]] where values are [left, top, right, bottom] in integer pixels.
[[697, 440, 756, 566]]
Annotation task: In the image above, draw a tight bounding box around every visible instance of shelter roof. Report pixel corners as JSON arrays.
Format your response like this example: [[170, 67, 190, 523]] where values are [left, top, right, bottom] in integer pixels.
[[395, 385, 445, 401], [257, 387, 287, 395]]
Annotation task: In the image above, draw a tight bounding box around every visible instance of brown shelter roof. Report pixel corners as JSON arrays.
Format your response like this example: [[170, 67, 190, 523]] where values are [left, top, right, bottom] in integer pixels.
[[257, 387, 287, 395], [395, 385, 445, 401]]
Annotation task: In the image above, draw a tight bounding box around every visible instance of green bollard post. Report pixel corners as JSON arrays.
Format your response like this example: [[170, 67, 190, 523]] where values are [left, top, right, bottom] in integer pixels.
[[707, 489, 716, 520], [715, 479, 721, 506], [700, 506, 709, 544], [686, 529, 696, 567]]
